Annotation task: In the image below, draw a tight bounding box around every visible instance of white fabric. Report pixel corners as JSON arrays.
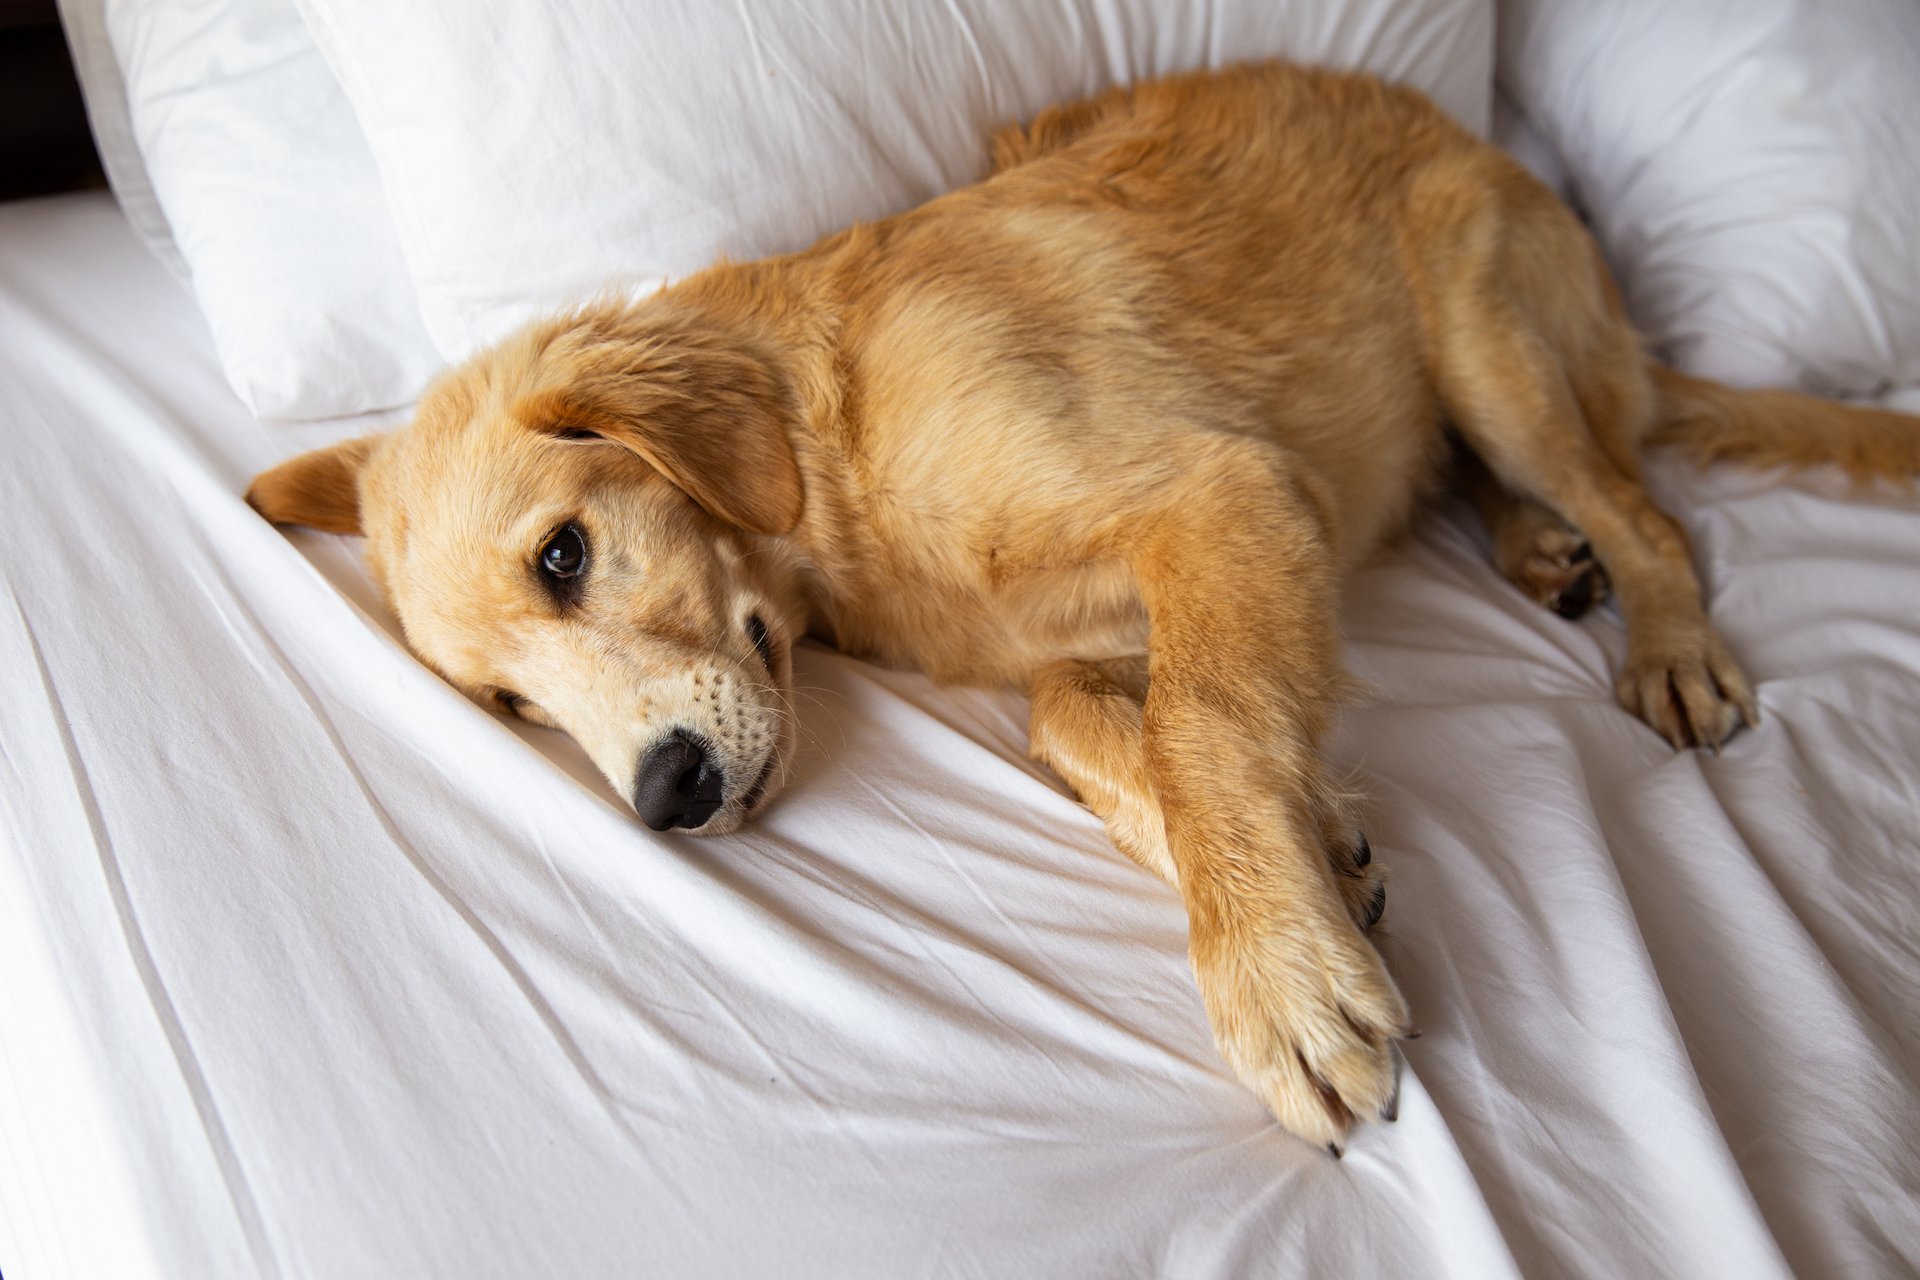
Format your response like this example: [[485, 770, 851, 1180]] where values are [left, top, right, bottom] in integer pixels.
[[65, 0, 444, 419], [53, 0, 183, 278], [293, 0, 1495, 362], [1488, 90, 1568, 201], [1498, 0, 1920, 398], [5, 192, 1919, 1280]]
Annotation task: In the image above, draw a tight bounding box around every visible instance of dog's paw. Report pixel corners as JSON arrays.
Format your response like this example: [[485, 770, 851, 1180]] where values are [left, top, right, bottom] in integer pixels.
[[1498, 523, 1610, 619], [1328, 830, 1387, 931], [1616, 628, 1759, 751], [1193, 913, 1410, 1151]]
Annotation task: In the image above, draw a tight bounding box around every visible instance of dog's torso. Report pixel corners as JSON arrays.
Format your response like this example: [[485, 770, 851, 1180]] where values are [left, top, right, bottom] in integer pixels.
[[674, 65, 1498, 687]]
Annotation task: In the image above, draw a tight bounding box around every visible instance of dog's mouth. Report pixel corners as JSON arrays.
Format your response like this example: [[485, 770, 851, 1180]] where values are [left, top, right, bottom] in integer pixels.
[[739, 747, 777, 814], [736, 613, 788, 819]]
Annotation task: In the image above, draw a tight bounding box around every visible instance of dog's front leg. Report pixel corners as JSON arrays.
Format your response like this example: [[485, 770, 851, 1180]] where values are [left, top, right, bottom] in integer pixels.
[[1030, 656, 1388, 930], [1110, 439, 1409, 1150], [1029, 656, 1181, 885]]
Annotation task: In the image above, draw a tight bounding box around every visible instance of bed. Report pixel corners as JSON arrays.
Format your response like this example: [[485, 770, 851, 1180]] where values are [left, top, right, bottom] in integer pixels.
[[3, 2, 1917, 1277]]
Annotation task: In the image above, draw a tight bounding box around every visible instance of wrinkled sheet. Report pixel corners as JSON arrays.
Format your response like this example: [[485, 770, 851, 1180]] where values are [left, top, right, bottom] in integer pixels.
[[1, 193, 1916, 1280]]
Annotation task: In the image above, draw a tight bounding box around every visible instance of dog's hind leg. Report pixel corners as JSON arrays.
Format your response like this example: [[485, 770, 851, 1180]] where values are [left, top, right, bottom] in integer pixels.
[[1417, 179, 1757, 748], [1030, 656, 1387, 930], [1456, 444, 1609, 619], [1437, 314, 1756, 747]]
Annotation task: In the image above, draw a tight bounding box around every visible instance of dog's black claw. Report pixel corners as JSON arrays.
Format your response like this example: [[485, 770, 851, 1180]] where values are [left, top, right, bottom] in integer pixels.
[[1360, 880, 1387, 931], [1326, 1142, 1344, 1160], [1353, 832, 1371, 868], [1382, 1088, 1399, 1123], [1551, 569, 1596, 619]]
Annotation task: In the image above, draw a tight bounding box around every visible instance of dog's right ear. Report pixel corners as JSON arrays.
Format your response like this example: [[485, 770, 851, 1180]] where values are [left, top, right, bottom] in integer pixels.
[[246, 435, 380, 535]]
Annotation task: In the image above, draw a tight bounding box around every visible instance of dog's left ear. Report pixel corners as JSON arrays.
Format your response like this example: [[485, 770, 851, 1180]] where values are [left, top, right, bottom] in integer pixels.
[[519, 318, 803, 536]]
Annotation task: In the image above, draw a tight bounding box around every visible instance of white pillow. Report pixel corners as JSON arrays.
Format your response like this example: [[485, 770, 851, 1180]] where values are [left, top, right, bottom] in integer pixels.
[[294, 0, 1495, 363], [54, 0, 183, 279], [1499, 0, 1920, 397], [1490, 91, 1569, 202], [74, 0, 443, 420]]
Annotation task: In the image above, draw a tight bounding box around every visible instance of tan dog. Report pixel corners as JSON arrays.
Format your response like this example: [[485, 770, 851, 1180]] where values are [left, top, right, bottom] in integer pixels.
[[250, 62, 1919, 1151]]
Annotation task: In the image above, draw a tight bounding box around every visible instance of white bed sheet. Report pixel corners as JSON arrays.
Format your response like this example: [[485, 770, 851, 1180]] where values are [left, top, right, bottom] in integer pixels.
[[1, 192, 1916, 1280]]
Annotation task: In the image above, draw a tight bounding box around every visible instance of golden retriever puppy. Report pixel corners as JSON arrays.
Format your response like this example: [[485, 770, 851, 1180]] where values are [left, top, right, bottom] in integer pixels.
[[250, 62, 1919, 1151]]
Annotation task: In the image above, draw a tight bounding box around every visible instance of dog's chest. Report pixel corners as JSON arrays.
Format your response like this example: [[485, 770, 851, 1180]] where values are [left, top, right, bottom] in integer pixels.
[[831, 551, 1148, 688]]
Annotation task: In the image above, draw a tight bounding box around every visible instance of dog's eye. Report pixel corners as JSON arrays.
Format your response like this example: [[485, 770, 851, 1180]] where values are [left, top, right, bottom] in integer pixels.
[[496, 690, 526, 714], [538, 522, 588, 592], [541, 525, 585, 577]]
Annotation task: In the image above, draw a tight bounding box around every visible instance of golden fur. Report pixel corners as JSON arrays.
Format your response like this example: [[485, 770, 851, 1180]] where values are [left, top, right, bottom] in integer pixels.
[[249, 62, 1920, 1151]]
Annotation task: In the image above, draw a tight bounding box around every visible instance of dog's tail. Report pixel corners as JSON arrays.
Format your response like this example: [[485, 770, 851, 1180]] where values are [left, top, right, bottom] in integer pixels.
[[1646, 365, 1920, 483]]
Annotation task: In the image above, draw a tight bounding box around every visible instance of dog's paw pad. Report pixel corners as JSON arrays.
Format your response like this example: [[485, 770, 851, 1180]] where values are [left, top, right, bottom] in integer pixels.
[[1550, 561, 1604, 619], [1530, 538, 1608, 619]]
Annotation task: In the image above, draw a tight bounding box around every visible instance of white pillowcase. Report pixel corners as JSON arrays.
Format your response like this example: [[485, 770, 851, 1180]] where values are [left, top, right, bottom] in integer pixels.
[[1490, 91, 1569, 202], [1499, 0, 1920, 397], [65, 0, 443, 420], [55, 0, 183, 280], [294, 0, 1495, 363]]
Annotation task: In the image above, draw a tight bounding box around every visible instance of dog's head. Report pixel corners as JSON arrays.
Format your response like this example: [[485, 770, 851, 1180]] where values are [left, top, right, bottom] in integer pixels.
[[248, 301, 807, 834]]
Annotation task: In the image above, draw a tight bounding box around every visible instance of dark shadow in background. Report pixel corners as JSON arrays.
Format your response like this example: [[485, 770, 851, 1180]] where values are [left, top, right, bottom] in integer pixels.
[[2, 0, 104, 201]]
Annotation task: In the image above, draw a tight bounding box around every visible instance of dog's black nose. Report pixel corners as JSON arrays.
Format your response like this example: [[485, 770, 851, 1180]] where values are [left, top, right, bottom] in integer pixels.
[[633, 730, 726, 831]]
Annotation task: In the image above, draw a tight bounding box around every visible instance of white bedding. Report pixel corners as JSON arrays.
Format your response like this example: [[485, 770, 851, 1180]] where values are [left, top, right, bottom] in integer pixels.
[[2, 192, 1917, 1279]]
